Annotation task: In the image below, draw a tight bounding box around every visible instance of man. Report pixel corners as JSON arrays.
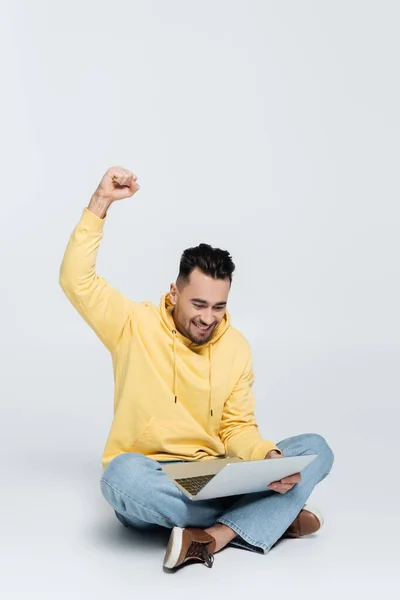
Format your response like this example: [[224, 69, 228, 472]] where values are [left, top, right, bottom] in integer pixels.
[[59, 166, 334, 571]]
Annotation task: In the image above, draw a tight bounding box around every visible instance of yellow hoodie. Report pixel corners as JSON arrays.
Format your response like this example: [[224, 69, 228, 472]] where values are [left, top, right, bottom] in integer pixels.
[[59, 208, 281, 469]]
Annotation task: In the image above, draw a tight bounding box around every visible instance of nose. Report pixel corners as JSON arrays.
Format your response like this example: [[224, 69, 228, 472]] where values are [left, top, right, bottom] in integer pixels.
[[201, 308, 214, 326]]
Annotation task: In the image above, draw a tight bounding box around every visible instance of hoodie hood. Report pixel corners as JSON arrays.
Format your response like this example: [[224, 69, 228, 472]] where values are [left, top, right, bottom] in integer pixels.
[[159, 293, 231, 417]]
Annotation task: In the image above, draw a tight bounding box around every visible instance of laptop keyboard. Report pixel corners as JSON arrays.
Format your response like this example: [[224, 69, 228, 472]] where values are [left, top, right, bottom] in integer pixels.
[[175, 474, 216, 496]]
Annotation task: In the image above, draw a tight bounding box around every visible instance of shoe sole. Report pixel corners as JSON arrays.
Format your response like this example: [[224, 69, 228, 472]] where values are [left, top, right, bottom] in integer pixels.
[[303, 504, 324, 529], [164, 527, 184, 569]]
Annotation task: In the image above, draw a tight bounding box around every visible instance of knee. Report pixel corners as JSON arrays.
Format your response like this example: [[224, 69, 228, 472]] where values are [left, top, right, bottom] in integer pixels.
[[100, 452, 159, 509], [303, 433, 334, 470], [101, 452, 156, 488]]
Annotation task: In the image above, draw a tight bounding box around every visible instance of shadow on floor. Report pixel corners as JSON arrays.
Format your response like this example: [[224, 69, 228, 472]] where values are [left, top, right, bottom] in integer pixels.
[[87, 518, 171, 552]]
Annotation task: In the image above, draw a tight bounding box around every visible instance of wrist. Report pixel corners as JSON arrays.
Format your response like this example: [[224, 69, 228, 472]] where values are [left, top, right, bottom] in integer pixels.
[[88, 193, 113, 218], [265, 449, 281, 459]]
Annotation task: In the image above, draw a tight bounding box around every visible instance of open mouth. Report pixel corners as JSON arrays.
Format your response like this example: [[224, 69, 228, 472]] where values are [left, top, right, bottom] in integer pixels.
[[192, 321, 213, 333]]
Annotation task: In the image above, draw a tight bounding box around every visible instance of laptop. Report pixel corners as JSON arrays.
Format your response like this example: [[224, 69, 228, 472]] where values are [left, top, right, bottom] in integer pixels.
[[160, 454, 317, 501]]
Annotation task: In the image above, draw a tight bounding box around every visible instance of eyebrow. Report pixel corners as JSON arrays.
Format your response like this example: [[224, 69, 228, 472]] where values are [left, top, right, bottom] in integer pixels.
[[191, 298, 227, 307]]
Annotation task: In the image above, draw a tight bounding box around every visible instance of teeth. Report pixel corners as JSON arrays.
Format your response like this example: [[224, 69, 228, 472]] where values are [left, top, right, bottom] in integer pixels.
[[195, 323, 209, 330]]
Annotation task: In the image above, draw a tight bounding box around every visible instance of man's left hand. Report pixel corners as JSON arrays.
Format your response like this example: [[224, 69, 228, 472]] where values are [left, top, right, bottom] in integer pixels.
[[265, 449, 301, 494]]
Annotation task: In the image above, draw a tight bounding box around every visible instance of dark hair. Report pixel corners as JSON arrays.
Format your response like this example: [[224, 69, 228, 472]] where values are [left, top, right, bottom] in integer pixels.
[[177, 243, 235, 286]]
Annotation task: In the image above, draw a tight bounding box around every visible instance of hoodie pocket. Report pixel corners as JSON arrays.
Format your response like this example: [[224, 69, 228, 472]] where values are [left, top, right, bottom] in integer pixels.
[[134, 416, 175, 455], [132, 416, 223, 457], [133, 417, 156, 453]]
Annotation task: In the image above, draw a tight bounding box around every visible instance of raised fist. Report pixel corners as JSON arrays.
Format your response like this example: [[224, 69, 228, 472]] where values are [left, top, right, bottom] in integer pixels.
[[94, 166, 140, 203]]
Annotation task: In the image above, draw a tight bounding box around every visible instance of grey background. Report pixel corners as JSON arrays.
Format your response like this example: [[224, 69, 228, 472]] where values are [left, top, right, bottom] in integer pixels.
[[1, 0, 399, 598]]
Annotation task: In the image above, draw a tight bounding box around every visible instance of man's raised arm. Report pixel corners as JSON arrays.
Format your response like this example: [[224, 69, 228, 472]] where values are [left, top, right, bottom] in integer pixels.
[[59, 166, 140, 352]]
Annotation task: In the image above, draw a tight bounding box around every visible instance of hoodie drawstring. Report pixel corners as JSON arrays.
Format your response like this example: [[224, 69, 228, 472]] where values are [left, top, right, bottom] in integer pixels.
[[172, 329, 213, 418], [172, 330, 178, 403], [209, 344, 213, 417]]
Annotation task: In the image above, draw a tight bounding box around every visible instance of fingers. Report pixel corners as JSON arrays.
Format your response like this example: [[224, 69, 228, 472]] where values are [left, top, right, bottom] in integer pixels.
[[280, 473, 301, 485], [268, 482, 294, 494], [129, 179, 140, 192], [268, 472, 301, 494], [110, 170, 140, 198], [112, 172, 137, 187], [95, 167, 139, 203]]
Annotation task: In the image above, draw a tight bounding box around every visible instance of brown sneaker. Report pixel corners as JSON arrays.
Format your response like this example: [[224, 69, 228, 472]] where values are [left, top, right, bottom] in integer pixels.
[[284, 505, 324, 538], [163, 527, 216, 570]]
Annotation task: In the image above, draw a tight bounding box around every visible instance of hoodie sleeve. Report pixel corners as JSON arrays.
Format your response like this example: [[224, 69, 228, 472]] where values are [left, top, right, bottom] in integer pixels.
[[219, 350, 282, 461], [59, 208, 134, 352]]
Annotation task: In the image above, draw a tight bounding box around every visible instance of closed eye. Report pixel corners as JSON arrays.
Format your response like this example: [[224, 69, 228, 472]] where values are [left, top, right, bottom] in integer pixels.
[[193, 303, 225, 311]]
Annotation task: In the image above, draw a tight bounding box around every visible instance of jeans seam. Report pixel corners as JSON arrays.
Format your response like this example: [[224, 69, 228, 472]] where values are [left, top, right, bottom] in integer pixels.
[[217, 517, 270, 553], [100, 478, 173, 528]]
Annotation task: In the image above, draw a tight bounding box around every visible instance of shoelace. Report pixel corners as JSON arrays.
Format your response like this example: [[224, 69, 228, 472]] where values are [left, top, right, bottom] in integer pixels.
[[187, 542, 215, 568]]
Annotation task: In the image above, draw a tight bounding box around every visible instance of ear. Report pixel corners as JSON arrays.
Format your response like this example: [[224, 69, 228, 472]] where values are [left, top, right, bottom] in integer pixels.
[[169, 282, 178, 305]]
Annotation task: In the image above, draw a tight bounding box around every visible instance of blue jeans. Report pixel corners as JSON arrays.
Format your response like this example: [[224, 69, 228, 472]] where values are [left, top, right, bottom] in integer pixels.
[[100, 433, 334, 553]]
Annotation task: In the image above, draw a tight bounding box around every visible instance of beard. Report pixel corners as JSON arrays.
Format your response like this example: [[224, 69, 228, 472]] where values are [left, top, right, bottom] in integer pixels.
[[186, 320, 216, 345], [172, 308, 217, 345]]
